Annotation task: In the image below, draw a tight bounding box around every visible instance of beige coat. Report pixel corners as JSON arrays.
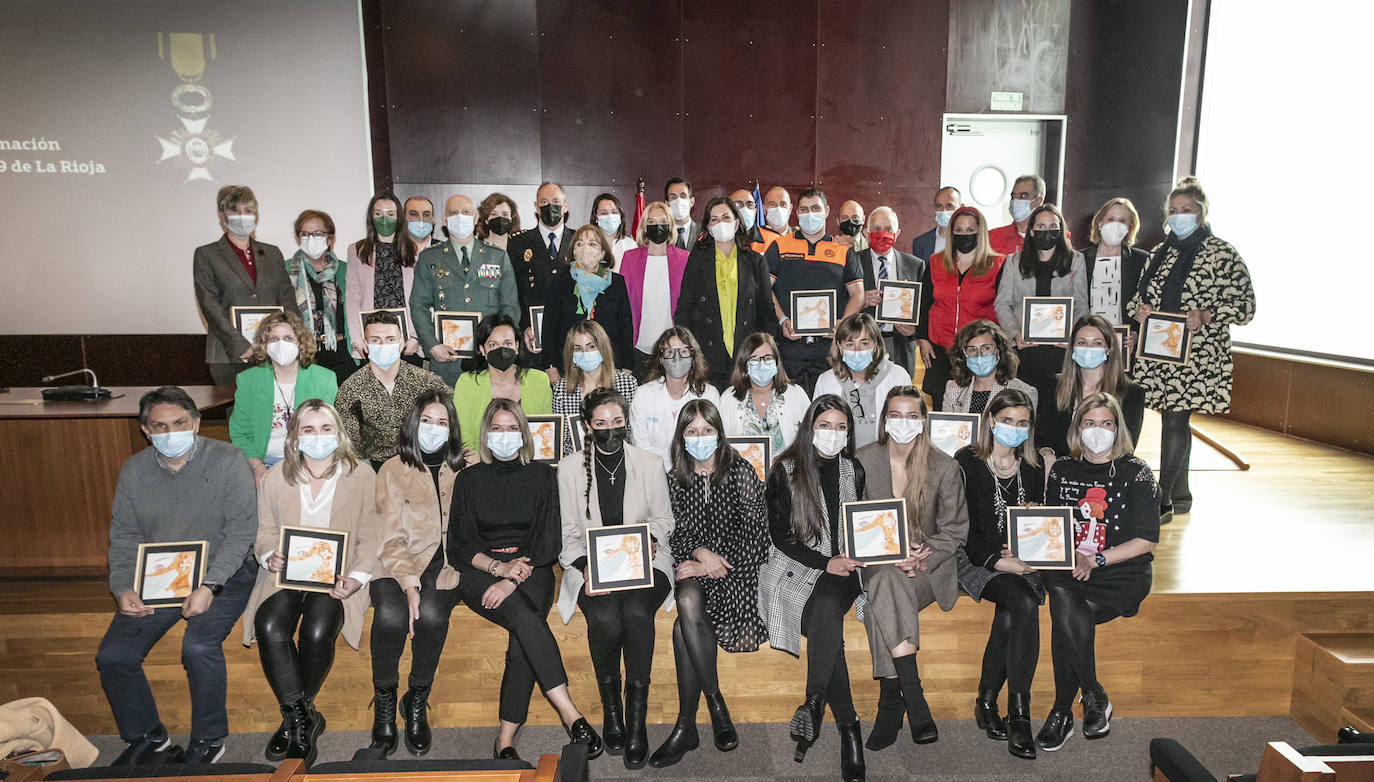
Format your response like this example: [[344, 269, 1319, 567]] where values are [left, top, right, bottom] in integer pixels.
[[242, 461, 380, 649], [375, 455, 461, 591]]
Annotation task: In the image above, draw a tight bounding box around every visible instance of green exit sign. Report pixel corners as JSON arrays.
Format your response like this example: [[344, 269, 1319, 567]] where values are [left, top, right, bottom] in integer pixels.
[[991, 91, 1023, 111]]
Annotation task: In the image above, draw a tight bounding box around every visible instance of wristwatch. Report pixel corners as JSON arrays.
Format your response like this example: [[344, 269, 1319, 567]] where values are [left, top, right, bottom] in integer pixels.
[[203, 582, 224, 596], [1094, 552, 1107, 568]]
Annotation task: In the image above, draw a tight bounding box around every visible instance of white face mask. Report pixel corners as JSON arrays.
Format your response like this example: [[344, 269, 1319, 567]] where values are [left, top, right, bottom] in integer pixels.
[[300, 235, 328, 260], [738, 206, 756, 227], [1099, 221, 1129, 246], [1080, 426, 1116, 454], [798, 211, 825, 235], [813, 429, 846, 458], [709, 220, 737, 243], [885, 418, 924, 444], [669, 198, 691, 221], [767, 205, 791, 229], [368, 342, 401, 369], [446, 213, 475, 240], [1009, 199, 1033, 223], [934, 209, 954, 228], [416, 422, 449, 454], [266, 341, 299, 366], [226, 214, 256, 237]]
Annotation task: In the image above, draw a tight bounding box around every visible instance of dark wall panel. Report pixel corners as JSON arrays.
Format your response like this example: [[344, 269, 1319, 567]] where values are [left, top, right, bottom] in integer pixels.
[[0, 335, 211, 389]]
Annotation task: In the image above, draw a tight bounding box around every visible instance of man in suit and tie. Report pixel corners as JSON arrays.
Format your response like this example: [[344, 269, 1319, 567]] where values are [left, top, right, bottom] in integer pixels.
[[859, 206, 925, 376], [193, 185, 297, 386], [909, 186, 961, 264], [834, 200, 868, 253], [665, 177, 699, 250], [411, 194, 520, 385], [507, 182, 574, 362]]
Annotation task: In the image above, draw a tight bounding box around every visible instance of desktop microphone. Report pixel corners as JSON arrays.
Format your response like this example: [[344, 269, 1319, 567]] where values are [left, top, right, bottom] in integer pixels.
[[41, 368, 113, 401]]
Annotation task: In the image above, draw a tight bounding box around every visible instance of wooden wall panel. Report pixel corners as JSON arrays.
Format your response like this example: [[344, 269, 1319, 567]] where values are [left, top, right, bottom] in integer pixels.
[[1221, 351, 1374, 455]]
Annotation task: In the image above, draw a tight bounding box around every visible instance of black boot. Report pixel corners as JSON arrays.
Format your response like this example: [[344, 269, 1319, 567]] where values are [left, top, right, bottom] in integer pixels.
[[307, 700, 326, 746], [264, 716, 290, 762], [566, 717, 604, 759], [648, 717, 699, 768], [623, 680, 650, 769], [704, 691, 738, 751], [974, 687, 1007, 740], [596, 675, 626, 756], [788, 694, 825, 762], [400, 684, 432, 756], [1006, 692, 1035, 759], [893, 655, 938, 744], [865, 677, 904, 751], [368, 687, 398, 758], [282, 699, 317, 767], [837, 717, 866, 782]]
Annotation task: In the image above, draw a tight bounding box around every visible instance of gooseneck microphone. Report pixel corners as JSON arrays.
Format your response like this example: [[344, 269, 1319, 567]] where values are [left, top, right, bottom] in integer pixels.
[[41, 368, 112, 401]]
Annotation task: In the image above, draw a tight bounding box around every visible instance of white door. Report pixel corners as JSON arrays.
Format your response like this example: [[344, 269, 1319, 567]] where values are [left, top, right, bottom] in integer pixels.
[[940, 115, 1064, 228]]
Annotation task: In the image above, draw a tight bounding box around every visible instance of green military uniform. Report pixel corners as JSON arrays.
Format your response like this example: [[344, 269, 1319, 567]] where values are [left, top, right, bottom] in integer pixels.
[[409, 236, 521, 385]]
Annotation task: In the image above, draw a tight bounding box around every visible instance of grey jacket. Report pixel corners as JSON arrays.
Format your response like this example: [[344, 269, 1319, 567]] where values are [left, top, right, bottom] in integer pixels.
[[994, 250, 1089, 341], [193, 235, 296, 364]]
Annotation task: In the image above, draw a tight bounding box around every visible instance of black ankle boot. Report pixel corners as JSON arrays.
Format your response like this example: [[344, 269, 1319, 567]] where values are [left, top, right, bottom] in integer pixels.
[[974, 687, 1007, 740], [837, 717, 866, 782], [368, 687, 397, 758], [401, 684, 432, 756], [1006, 692, 1035, 759], [282, 699, 316, 767], [789, 694, 825, 761], [893, 655, 938, 744], [623, 680, 650, 769], [265, 715, 290, 762], [648, 717, 699, 768], [704, 691, 738, 751], [596, 675, 625, 755], [865, 677, 904, 751]]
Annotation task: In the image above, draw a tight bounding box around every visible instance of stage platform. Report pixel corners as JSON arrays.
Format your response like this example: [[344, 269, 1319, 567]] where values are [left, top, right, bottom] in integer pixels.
[[2, 415, 1371, 739]]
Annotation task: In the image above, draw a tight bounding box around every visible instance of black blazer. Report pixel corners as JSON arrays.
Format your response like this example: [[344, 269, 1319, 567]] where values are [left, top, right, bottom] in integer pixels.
[[1080, 244, 1149, 325], [674, 242, 777, 387], [539, 270, 634, 372], [507, 225, 575, 327], [910, 227, 938, 264]]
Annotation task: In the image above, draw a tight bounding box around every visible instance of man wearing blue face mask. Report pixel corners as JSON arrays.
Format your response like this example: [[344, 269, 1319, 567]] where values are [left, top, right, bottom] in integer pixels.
[[910, 186, 961, 263], [96, 386, 258, 766]]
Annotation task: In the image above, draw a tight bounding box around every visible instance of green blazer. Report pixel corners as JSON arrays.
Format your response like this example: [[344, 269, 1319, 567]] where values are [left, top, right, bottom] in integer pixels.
[[453, 368, 553, 451], [229, 363, 339, 461]]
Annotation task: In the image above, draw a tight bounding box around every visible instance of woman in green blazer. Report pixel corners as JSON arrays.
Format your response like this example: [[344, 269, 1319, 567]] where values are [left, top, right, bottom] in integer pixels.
[[229, 310, 340, 484]]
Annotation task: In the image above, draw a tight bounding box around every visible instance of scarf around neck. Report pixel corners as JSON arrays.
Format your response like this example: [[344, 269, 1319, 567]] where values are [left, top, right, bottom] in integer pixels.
[[291, 250, 340, 346], [571, 265, 611, 315], [1137, 224, 1212, 312]]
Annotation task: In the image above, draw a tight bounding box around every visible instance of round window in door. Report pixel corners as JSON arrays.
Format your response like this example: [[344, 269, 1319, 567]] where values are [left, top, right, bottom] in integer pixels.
[[969, 164, 1009, 209]]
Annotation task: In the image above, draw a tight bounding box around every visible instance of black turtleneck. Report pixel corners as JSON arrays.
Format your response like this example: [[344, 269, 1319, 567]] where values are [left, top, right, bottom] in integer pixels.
[[593, 446, 627, 526]]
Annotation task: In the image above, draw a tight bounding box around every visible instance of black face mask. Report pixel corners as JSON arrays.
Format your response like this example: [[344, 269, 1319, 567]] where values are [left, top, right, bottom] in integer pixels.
[[486, 216, 512, 236], [645, 224, 672, 244], [538, 204, 563, 228], [1031, 229, 1062, 251], [839, 219, 863, 237], [952, 233, 979, 254], [485, 347, 518, 371], [591, 425, 628, 452]]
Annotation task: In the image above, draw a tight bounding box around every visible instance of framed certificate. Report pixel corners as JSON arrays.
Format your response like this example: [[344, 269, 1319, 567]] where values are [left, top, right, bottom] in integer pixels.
[[727, 435, 771, 482], [229, 305, 282, 343], [434, 311, 481, 358], [529, 305, 546, 353], [277, 526, 349, 593], [566, 414, 585, 453], [361, 307, 411, 343], [876, 280, 921, 326], [585, 524, 654, 593], [1113, 324, 1133, 372], [1006, 507, 1075, 570], [526, 414, 564, 464], [841, 499, 909, 566], [1137, 311, 1191, 365], [134, 541, 208, 608], [790, 289, 837, 337], [927, 411, 981, 457], [1021, 296, 1074, 345]]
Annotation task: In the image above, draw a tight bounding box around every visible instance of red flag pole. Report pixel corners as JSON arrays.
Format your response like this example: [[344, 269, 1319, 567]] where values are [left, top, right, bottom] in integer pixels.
[[632, 178, 646, 237]]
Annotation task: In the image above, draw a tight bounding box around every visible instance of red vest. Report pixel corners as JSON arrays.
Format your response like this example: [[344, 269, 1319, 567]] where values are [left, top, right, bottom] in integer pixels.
[[926, 253, 1005, 347]]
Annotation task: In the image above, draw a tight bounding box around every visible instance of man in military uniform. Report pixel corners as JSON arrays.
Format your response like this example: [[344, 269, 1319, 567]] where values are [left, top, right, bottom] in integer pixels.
[[506, 182, 574, 366], [409, 193, 520, 386]]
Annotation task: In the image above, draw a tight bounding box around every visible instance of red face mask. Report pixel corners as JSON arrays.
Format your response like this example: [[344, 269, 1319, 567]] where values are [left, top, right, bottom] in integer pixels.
[[867, 230, 897, 255]]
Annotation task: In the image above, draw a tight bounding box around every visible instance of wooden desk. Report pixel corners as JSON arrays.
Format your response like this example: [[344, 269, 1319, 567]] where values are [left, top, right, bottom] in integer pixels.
[[0, 386, 233, 576]]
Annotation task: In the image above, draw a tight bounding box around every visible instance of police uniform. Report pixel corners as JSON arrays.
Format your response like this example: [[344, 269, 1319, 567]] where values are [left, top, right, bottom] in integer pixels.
[[506, 224, 573, 367], [765, 231, 864, 395], [409, 236, 520, 385]]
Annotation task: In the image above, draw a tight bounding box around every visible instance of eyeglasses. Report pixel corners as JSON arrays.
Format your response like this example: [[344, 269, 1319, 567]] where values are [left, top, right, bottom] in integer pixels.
[[848, 389, 865, 420], [962, 344, 997, 357], [746, 355, 777, 366], [661, 347, 693, 360], [299, 230, 332, 239]]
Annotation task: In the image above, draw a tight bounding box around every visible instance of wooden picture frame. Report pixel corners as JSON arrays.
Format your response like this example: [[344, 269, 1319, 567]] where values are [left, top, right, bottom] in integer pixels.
[[1006, 506, 1076, 570], [841, 499, 909, 566], [1113, 324, 1133, 372], [525, 414, 564, 464], [277, 526, 349, 593], [434, 311, 481, 358], [529, 306, 546, 353], [727, 435, 772, 482], [566, 414, 584, 453], [1021, 296, 1074, 345], [876, 280, 921, 326], [927, 411, 981, 457], [134, 541, 208, 608], [361, 307, 411, 343], [790, 289, 837, 337], [1137, 311, 1191, 365], [229, 305, 283, 343], [585, 524, 654, 593]]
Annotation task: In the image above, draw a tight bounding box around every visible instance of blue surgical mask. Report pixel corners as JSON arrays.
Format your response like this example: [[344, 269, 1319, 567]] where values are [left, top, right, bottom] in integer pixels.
[[934, 210, 953, 228], [747, 360, 777, 387], [798, 211, 825, 235], [1072, 346, 1108, 369], [417, 423, 449, 454], [487, 430, 523, 460], [842, 349, 873, 373], [368, 342, 401, 369], [298, 434, 339, 460], [1167, 213, 1198, 239], [685, 435, 718, 462], [572, 350, 604, 372], [993, 422, 1029, 448], [445, 213, 474, 240], [150, 430, 195, 458], [966, 353, 998, 377], [1009, 199, 1033, 223], [597, 214, 622, 234], [407, 220, 433, 239]]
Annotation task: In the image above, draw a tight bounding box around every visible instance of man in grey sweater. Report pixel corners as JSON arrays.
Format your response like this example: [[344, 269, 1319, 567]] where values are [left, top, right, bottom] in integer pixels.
[[95, 387, 258, 766]]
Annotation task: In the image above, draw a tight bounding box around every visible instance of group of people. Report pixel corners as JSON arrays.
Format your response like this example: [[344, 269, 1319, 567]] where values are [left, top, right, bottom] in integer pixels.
[[96, 173, 1253, 781]]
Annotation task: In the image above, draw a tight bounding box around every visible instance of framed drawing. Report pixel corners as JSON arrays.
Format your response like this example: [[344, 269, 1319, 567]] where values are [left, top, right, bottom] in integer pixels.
[[1021, 296, 1074, 345], [566, 414, 584, 453], [277, 526, 349, 593], [361, 307, 411, 343], [841, 499, 909, 566], [529, 306, 546, 353], [526, 414, 564, 464], [134, 541, 207, 608], [876, 280, 921, 326], [1113, 324, 1133, 372], [927, 412, 981, 457], [585, 524, 654, 593], [1137, 311, 1191, 365], [230, 305, 283, 343], [727, 435, 771, 482], [790, 289, 837, 337], [1006, 507, 1075, 570], [434, 311, 481, 358]]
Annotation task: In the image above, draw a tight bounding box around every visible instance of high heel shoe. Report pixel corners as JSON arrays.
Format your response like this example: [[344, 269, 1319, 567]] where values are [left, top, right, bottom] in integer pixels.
[[974, 687, 1007, 741], [789, 694, 825, 762], [837, 717, 866, 782], [893, 655, 938, 744], [864, 677, 904, 751], [704, 691, 738, 751]]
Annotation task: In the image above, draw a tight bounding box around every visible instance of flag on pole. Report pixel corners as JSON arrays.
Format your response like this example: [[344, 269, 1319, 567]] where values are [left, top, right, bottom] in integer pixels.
[[751, 182, 764, 228], [631, 178, 646, 237]]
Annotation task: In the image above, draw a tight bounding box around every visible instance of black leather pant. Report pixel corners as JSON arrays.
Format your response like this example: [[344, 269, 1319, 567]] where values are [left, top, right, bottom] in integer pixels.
[[255, 589, 344, 705]]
